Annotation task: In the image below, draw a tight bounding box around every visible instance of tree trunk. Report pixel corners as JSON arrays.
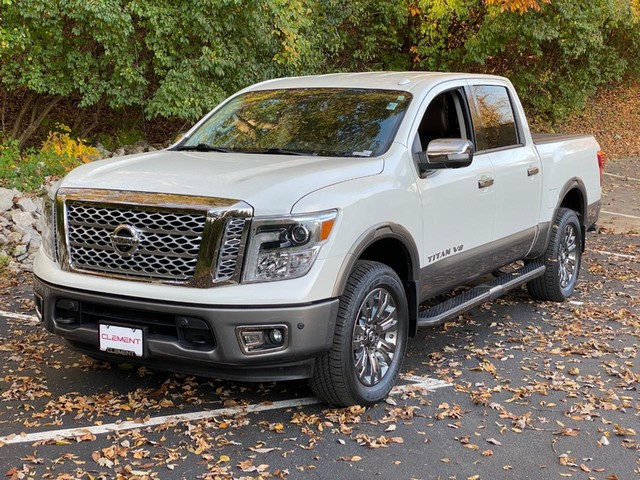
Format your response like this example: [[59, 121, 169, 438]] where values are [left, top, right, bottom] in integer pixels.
[[10, 92, 37, 140], [17, 95, 63, 148], [79, 102, 103, 139]]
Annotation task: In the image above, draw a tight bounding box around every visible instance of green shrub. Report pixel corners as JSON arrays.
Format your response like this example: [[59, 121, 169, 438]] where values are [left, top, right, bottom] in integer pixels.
[[0, 252, 10, 279], [0, 127, 99, 192], [96, 129, 144, 152]]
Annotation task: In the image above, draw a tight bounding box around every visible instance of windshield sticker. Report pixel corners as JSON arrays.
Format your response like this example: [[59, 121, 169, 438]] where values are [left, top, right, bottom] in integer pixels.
[[397, 95, 406, 101], [386, 102, 398, 111], [352, 150, 373, 157]]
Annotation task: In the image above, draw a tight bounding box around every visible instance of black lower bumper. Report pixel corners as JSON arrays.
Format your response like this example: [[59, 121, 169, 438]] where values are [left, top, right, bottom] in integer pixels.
[[33, 276, 339, 382]]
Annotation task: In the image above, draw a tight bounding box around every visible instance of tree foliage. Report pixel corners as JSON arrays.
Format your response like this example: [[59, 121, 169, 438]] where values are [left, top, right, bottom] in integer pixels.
[[0, 0, 321, 145], [324, 0, 640, 121], [409, 0, 640, 120], [1, 0, 639, 145]]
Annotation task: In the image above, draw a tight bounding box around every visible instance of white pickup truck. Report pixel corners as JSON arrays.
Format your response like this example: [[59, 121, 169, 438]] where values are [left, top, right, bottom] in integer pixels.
[[34, 72, 604, 406]]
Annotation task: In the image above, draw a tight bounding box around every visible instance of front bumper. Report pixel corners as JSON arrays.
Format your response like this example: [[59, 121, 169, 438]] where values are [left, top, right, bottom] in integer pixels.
[[34, 276, 339, 382]]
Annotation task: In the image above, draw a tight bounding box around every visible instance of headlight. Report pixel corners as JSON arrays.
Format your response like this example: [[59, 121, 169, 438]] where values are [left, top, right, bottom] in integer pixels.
[[41, 194, 56, 261], [243, 210, 337, 283]]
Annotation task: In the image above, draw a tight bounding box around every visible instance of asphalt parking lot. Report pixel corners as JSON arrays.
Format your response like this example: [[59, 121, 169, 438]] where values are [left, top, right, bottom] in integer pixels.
[[1, 232, 638, 480], [1, 163, 639, 480]]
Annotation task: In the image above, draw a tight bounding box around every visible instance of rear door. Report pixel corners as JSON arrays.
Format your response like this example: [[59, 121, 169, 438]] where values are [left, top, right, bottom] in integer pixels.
[[465, 82, 542, 261]]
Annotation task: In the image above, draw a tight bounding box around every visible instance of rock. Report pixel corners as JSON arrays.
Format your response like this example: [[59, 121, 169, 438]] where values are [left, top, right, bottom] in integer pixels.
[[22, 227, 42, 248], [34, 213, 46, 233], [21, 259, 33, 272], [126, 142, 148, 154], [114, 147, 125, 157], [7, 231, 22, 244], [95, 141, 112, 159], [11, 211, 35, 228], [34, 197, 43, 214], [0, 233, 9, 246], [0, 187, 14, 212], [16, 196, 38, 213], [28, 240, 42, 252], [147, 145, 157, 152], [13, 244, 28, 258], [0, 215, 10, 228]]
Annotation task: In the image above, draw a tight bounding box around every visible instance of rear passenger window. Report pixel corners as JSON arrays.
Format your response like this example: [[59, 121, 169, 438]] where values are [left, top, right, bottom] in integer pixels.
[[468, 86, 519, 151]]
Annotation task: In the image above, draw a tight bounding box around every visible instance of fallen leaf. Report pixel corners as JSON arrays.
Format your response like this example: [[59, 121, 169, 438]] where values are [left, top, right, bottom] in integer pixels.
[[339, 455, 362, 462], [613, 424, 636, 436]]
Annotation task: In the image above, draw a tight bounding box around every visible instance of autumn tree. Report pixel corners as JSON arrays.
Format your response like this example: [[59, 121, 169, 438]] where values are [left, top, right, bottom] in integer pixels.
[[408, 0, 640, 120], [1, 0, 640, 145]]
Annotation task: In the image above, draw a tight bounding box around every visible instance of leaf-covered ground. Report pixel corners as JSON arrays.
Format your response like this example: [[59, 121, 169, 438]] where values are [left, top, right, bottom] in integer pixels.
[[560, 78, 640, 160], [0, 231, 638, 480]]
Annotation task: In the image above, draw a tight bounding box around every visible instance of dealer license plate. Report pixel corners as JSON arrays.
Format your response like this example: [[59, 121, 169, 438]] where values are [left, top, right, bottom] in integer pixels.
[[99, 324, 144, 357]]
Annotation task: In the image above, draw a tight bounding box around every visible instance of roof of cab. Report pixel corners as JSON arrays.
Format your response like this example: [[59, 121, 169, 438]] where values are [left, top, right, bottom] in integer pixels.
[[243, 71, 507, 94]]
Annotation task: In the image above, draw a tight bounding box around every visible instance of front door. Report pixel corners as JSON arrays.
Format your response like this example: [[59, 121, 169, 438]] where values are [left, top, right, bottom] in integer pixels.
[[413, 87, 496, 300]]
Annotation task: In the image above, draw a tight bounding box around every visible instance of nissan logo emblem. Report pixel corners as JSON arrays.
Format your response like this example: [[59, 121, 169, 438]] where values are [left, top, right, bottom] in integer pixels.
[[110, 225, 141, 257]]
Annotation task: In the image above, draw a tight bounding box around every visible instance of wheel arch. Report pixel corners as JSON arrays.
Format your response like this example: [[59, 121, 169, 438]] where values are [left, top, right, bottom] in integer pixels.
[[530, 178, 588, 259], [558, 179, 587, 223], [333, 223, 420, 337], [557, 179, 587, 252]]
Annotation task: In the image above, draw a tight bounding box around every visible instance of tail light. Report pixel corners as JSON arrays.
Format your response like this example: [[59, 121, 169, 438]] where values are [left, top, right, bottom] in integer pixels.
[[597, 150, 606, 184]]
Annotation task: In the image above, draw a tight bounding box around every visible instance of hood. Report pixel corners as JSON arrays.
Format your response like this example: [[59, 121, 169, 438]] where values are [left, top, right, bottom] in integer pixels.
[[60, 150, 383, 215]]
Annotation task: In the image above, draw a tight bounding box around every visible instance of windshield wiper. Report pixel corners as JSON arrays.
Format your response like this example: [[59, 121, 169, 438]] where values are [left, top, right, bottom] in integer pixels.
[[176, 143, 229, 152], [250, 148, 309, 156]]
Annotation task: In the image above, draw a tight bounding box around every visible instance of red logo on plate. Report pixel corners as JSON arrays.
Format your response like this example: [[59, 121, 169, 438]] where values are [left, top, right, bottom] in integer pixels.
[[100, 333, 141, 345]]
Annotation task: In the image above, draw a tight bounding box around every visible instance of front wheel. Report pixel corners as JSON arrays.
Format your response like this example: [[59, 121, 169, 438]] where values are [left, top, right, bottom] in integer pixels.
[[527, 208, 582, 301], [310, 261, 408, 406]]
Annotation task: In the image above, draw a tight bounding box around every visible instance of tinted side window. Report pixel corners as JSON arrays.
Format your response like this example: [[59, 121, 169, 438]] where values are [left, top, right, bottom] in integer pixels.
[[468, 86, 519, 151]]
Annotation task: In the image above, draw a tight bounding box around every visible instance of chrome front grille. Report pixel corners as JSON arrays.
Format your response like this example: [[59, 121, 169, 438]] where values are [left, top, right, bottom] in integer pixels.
[[66, 203, 205, 282], [216, 218, 247, 280], [56, 189, 253, 287]]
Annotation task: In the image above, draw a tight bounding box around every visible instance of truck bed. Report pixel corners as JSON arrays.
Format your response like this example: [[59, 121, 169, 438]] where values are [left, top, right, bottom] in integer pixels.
[[532, 133, 594, 145]]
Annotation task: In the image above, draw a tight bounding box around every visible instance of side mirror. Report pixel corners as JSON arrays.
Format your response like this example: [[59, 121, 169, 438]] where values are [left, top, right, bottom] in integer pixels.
[[419, 138, 474, 170]]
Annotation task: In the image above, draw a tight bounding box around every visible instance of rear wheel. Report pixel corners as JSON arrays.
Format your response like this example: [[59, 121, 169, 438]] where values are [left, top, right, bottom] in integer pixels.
[[310, 261, 408, 406], [527, 208, 582, 301]]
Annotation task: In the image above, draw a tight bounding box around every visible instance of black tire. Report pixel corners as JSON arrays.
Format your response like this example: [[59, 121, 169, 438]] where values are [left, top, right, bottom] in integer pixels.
[[527, 208, 582, 302], [310, 260, 408, 406]]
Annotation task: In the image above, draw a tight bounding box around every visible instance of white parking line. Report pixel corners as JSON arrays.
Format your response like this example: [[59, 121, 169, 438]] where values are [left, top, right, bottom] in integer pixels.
[[601, 210, 640, 220], [603, 172, 640, 183], [0, 310, 39, 325], [594, 250, 639, 260], [0, 376, 451, 446]]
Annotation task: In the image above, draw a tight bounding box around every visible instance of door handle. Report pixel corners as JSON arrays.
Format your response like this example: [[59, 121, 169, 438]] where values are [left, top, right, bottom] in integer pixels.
[[478, 177, 494, 189], [527, 166, 540, 176]]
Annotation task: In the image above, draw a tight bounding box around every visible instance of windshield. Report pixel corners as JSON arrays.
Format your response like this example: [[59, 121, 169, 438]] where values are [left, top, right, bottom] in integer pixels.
[[180, 88, 412, 157]]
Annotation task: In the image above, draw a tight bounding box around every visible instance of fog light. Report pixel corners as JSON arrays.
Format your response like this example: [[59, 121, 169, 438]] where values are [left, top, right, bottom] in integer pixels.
[[55, 298, 80, 326], [268, 328, 284, 345], [236, 325, 289, 355]]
